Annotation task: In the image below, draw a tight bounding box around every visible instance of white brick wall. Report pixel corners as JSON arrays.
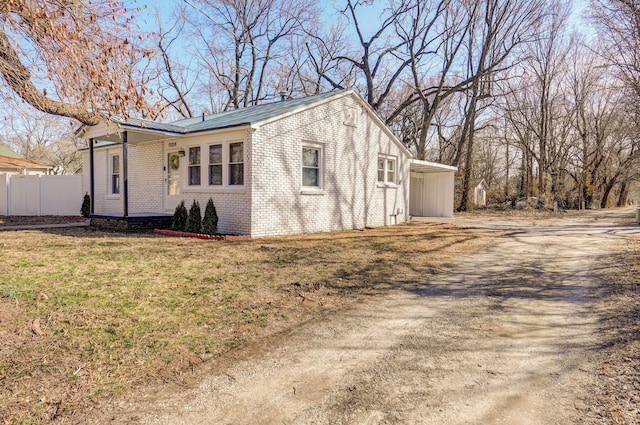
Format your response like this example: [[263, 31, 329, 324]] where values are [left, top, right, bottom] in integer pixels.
[[175, 130, 253, 235], [250, 92, 410, 238]]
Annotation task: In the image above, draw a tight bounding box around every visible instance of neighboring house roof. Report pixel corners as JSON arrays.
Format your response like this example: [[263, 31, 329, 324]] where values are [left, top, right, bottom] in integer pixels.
[[0, 144, 22, 158], [0, 154, 51, 169], [474, 179, 488, 189]]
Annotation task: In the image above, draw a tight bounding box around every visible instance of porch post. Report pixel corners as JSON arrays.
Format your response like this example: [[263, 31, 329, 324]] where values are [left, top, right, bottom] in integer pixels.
[[89, 138, 95, 214], [122, 131, 129, 217]]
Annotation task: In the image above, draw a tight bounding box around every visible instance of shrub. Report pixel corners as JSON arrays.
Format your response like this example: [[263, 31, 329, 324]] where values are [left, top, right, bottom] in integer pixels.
[[202, 198, 218, 235], [81, 193, 91, 217], [186, 200, 202, 233], [172, 201, 188, 231]]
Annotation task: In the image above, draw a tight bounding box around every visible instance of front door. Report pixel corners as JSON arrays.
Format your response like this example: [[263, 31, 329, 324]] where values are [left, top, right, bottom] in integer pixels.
[[166, 151, 181, 212]]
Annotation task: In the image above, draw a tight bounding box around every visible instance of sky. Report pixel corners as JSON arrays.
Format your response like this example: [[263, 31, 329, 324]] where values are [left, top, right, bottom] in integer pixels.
[[129, 0, 597, 54]]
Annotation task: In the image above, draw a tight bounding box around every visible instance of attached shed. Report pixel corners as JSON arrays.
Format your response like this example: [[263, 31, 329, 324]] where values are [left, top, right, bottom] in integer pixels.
[[409, 159, 457, 218]]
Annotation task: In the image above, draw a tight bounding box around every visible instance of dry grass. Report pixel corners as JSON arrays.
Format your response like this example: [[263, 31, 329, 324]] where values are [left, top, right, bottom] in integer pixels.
[[0, 222, 491, 424], [584, 236, 640, 424]]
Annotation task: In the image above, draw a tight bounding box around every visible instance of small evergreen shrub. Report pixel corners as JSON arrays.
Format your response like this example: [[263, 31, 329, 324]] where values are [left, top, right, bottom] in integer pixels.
[[202, 198, 218, 235], [186, 200, 202, 233], [81, 193, 91, 217], [172, 200, 188, 231]]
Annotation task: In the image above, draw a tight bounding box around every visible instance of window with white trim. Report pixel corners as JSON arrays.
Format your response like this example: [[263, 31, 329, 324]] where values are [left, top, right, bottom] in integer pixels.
[[302, 143, 324, 189], [229, 142, 244, 185], [188, 146, 201, 186], [110, 154, 120, 195], [377, 156, 396, 185], [208, 144, 222, 185]]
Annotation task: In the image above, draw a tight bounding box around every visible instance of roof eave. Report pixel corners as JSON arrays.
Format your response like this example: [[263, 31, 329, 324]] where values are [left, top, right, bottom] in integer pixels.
[[410, 159, 458, 173]]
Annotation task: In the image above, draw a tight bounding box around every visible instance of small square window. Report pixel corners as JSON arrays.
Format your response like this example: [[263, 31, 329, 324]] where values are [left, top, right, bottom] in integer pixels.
[[377, 156, 396, 185]]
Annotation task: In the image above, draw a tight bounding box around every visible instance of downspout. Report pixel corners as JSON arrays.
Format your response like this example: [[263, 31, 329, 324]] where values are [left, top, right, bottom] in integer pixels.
[[122, 131, 129, 217], [89, 138, 95, 214]]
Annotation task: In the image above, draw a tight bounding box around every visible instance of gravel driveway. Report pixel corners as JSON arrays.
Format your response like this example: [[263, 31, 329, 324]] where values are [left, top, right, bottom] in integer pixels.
[[106, 208, 639, 424]]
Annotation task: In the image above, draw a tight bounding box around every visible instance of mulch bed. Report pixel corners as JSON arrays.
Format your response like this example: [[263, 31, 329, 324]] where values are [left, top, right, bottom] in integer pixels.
[[153, 229, 250, 240], [0, 216, 87, 226]]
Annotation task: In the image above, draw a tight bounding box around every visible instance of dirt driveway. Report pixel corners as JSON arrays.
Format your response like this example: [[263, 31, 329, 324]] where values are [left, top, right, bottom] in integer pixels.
[[105, 208, 639, 424]]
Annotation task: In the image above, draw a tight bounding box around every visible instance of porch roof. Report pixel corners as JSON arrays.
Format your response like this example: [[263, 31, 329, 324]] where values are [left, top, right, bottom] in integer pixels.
[[410, 159, 457, 173]]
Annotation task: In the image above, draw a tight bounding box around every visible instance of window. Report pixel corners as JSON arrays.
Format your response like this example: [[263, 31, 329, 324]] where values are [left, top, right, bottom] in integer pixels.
[[188, 146, 201, 186], [302, 147, 320, 187], [208, 144, 222, 185], [111, 154, 120, 194], [301, 143, 324, 190], [386, 159, 395, 183], [377, 156, 396, 185], [229, 142, 243, 185]]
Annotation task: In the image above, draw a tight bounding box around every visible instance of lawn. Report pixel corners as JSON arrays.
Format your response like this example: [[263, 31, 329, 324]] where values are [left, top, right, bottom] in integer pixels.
[[0, 221, 490, 423]]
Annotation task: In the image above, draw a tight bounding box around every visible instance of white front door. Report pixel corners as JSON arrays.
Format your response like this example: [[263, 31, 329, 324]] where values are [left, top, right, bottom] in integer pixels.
[[166, 151, 182, 212]]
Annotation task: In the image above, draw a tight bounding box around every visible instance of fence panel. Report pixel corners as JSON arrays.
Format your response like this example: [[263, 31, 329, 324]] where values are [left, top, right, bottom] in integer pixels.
[[39, 175, 83, 216], [0, 174, 83, 216], [0, 173, 7, 215], [9, 174, 40, 215]]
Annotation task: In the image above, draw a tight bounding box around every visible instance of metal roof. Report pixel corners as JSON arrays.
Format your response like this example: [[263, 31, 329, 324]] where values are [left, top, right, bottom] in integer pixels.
[[105, 91, 348, 136], [80, 90, 415, 159], [114, 117, 186, 134], [410, 159, 457, 173], [171, 91, 345, 132]]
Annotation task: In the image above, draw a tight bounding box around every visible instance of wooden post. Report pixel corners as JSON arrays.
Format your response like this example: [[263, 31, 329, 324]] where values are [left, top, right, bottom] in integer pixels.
[[89, 138, 95, 214]]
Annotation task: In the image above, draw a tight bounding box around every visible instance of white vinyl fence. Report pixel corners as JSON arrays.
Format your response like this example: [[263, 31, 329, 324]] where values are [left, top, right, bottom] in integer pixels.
[[0, 173, 83, 216]]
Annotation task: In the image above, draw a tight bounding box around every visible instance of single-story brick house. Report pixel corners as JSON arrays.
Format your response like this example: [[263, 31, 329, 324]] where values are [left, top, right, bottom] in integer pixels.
[[79, 90, 455, 237]]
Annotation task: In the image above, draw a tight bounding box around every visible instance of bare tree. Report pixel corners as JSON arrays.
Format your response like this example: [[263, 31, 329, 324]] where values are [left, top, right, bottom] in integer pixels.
[[153, 5, 199, 119], [0, 106, 84, 174], [392, 0, 472, 160], [0, 0, 154, 125], [316, 0, 418, 111], [184, 0, 317, 110], [590, 0, 640, 99], [457, 0, 549, 211]]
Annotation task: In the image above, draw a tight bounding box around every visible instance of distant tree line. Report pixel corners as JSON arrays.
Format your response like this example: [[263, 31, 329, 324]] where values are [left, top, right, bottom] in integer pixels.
[[0, 0, 638, 208]]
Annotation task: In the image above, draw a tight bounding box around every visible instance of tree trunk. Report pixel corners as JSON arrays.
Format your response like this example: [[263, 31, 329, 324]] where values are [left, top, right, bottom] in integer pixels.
[[616, 180, 627, 207]]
